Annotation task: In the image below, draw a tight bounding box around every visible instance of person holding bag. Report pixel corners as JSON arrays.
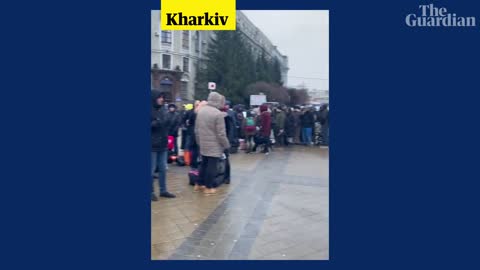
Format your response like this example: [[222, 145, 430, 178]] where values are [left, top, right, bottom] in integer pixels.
[[243, 111, 257, 153], [252, 104, 272, 154], [195, 92, 230, 195]]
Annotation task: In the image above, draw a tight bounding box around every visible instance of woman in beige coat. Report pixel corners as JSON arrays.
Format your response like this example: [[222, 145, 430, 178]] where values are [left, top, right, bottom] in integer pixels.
[[195, 92, 231, 195]]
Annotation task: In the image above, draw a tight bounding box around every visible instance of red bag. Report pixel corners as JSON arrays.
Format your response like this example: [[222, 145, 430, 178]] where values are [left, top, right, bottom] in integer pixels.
[[167, 136, 174, 151]]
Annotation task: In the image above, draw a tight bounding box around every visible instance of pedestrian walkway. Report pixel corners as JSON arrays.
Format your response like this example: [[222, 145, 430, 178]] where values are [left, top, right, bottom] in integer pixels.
[[151, 146, 329, 260]]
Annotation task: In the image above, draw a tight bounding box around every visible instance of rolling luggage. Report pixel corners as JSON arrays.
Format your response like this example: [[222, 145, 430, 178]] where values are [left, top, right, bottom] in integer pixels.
[[188, 169, 199, 186], [212, 155, 227, 188]]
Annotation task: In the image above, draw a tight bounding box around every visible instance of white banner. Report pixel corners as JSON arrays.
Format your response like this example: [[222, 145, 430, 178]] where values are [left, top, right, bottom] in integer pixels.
[[250, 95, 266, 106]]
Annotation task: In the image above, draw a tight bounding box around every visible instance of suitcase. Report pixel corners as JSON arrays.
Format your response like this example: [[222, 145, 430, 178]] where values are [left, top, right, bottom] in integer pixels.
[[212, 157, 227, 188]]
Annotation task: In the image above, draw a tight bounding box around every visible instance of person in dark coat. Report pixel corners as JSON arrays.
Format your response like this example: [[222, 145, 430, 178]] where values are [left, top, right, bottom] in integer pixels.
[[184, 101, 200, 169], [291, 106, 302, 144], [179, 106, 188, 151], [274, 106, 286, 146], [235, 107, 245, 140], [151, 90, 176, 201], [301, 108, 315, 146], [242, 110, 257, 153], [224, 101, 240, 152], [270, 106, 277, 139], [285, 107, 296, 146], [167, 104, 181, 155], [318, 104, 329, 146], [221, 105, 235, 184], [225, 100, 238, 137], [253, 104, 272, 154]]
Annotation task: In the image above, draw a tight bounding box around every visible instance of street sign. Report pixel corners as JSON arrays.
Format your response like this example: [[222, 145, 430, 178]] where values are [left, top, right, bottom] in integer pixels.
[[208, 82, 216, 90], [250, 95, 267, 106]]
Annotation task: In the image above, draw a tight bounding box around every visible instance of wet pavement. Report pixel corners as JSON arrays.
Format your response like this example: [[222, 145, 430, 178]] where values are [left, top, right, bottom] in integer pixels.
[[151, 146, 329, 260]]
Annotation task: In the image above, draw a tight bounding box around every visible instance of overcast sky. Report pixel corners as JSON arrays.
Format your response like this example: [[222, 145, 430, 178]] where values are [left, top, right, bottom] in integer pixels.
[[242, 10, 329, 90]]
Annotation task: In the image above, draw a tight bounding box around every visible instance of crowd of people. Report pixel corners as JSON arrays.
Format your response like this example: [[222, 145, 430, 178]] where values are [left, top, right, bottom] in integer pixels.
[[151, 90, 329, 201]]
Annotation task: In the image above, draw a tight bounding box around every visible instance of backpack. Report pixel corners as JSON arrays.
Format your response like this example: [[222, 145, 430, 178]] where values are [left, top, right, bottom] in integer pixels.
[[245, 117, 256, 132], [246, 117, 255, 127]]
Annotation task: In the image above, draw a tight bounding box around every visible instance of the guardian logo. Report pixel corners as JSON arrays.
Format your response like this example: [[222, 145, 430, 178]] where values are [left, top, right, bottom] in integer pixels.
[[406, 3, 476, 27]]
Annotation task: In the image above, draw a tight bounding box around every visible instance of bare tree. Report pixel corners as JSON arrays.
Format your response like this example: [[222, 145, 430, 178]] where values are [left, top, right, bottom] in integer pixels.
[[246, 82, 290, 105], [287, 88, 310, 106]]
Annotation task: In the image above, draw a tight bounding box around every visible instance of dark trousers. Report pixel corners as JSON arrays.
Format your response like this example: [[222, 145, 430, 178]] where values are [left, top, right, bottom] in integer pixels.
[[294, 126, 301, 144], [321, 126, 329, 145], [172, 136, 178, 155], [190, 143, 200, 169], [284, 134, 291, 146], [245, 135, 254, 152], [275, 130, 285, 146], [186, 135, 200, 169], [254, 135, 271, 153], [180, 130, 186, 150], [199, 156, 219, 189]]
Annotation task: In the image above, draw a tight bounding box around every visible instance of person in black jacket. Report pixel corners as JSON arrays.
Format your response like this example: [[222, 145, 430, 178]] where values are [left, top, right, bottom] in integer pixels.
[[285, 107, 296, 146], [220, 105, 235, 184], [223, 101, 239, 153], [179, 106, 188, 151], [151, 90, 176, 201], [318, 104, 329, 146], [184, 101, 200, 169], [167, 104, 181, 155], [301, 108, 315, 146]]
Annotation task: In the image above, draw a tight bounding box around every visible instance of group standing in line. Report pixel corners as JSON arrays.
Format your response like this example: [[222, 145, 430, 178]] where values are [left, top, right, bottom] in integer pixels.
[[151, 90, 329, 200]]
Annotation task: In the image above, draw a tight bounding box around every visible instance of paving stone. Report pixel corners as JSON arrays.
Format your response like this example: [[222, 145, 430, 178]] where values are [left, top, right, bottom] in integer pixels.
[[152, 146, 329, 260]]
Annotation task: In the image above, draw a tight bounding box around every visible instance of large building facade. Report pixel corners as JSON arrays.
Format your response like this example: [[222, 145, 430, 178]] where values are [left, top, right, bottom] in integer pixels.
[[151, 10, 211, 103], [235, 11, 289, 86], [151, 11, 289, 103]]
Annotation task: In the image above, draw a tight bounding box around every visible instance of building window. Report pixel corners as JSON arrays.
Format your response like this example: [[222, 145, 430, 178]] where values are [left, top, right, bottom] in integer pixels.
[[162, 54, 171, 69], [161, 31, 172, 45], [182, 31, 190, 49], [180, 81, 188, 100], [195, 31, 200, 52], [183, 57, 189, 73]]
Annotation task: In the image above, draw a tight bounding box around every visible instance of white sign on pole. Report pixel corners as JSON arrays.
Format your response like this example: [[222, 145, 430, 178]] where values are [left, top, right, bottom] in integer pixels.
[[208, 82, 216, 90], [250, 95, 267, 106]]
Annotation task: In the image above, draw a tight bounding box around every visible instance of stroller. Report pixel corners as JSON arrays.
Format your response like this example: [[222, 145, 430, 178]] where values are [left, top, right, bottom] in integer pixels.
[[167, 135, 186, 165]]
